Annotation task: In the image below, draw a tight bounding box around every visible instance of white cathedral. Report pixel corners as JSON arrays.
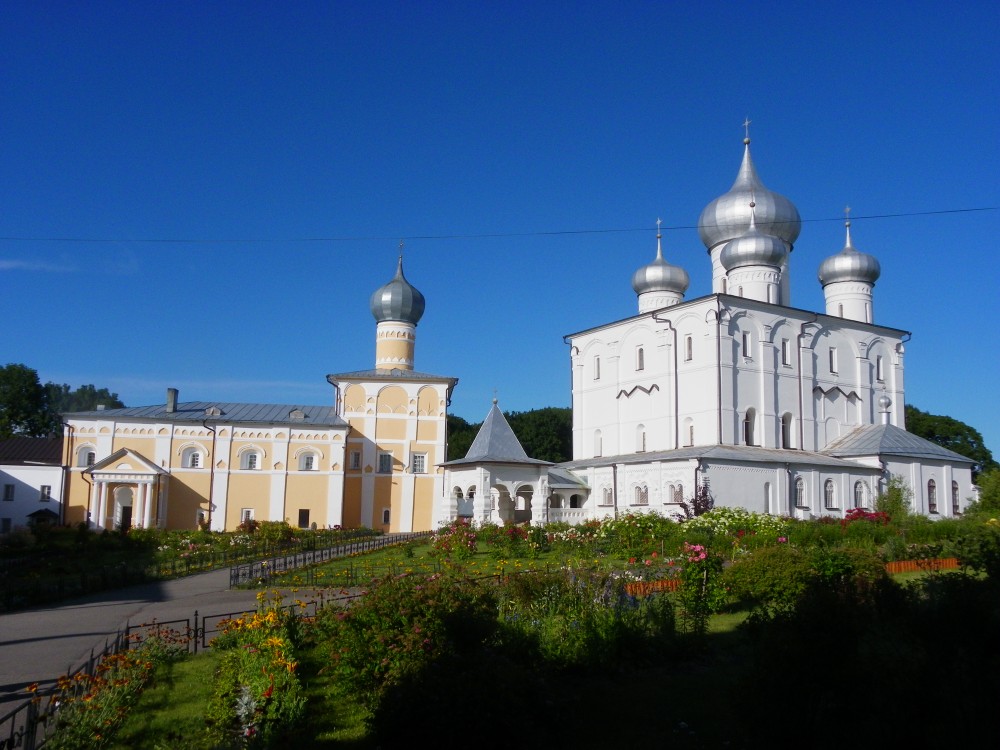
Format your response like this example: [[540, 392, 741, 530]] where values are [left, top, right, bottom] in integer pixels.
[[438, 134, 975, 527]]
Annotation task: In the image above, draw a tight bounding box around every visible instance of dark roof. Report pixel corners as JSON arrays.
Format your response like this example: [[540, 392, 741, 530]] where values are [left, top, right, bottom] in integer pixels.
[[63, 402, 347, 428], [441, 403, 552, 467], [558, 444, 870, 471], [823, 423, 974, 463], [548, 467, 589, 489], [0, 436, 63, 465]]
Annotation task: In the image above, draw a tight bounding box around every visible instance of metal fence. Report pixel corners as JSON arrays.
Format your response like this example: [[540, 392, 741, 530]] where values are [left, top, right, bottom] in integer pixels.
[[228, 530, 432, 587], [0, 589, 360, 750]]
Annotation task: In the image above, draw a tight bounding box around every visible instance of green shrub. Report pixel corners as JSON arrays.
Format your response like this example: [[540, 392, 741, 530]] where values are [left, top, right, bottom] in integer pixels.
[[722, 543, 814, 613], [316, 572, 499, 704]]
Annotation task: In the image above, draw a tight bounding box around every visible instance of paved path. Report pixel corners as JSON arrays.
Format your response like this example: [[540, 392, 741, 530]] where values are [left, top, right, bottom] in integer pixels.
[[0, 568, 333, 718]]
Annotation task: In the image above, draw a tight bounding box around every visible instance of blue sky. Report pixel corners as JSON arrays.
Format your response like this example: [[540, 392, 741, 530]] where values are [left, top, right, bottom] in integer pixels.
[[3, 2, 998, 456]]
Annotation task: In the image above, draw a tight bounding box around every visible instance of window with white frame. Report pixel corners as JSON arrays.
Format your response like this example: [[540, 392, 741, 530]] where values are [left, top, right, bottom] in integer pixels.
[[77, 446, 96, 467], [298, 452, 317, 471], [824, 479, 837, 509], [876, 355, 884, 382], [927, 479, 937, 513], [781, 413, 793, 449], [742, 331, 751, 358], [411, 453, 427, 474], [952, 481, 960, 514], [781, 338, 790, 366], [601, 487, 613, 506], [685, 335, 693, 361], [634, 485, 648, 505], [2, 484, 13, 502], [854, 480, 866, 508], [350, 451, 361, 470], [795, 477, 805, 506], [240, 451, 260, 471], [636, 346, 645, 371], [829, 347, 838, 374], [240, 508, 254, 523], [378, 451, 393, 473], [593, 355, 601, 380], [40, 485, 52, 502], [674, 483, 684, 504], [182, 446, 203, 469], [743, 408, 756, 446]]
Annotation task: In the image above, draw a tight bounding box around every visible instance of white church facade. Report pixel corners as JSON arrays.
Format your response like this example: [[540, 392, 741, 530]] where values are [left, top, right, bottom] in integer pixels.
[[439, 134, 975, 527]]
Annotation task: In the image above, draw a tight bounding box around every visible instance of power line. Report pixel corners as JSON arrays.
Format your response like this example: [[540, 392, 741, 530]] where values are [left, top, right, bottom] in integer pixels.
[[0, 206, 996, 245]]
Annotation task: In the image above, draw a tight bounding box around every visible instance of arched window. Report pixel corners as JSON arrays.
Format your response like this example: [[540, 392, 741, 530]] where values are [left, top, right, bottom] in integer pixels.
[[77, 446, 97, 467], [182, 446, 203, 469], [685, 336, 693, 361], [927, 479, 937, 513], [593, 355, 601, 380], [636, 346, 645, 371], [781, 413, 793, 449], [240, 450, 261, 471], [952, 481, 960, 515], [743, 408, 756, 446], [601, 487, 613, 506], [382, 508, 390, 525], [636, 424, 646, 453], [634, 485, 648, 505], [764, 482, 772, 514], [570, 494, 583, 509], [854, 481, 866, 508], [467, 486, 476, 500], [298, 452, 317, 471], [795, 477, 805, 506], [824, 479, 836, 509], [674, 483, 684, 503]]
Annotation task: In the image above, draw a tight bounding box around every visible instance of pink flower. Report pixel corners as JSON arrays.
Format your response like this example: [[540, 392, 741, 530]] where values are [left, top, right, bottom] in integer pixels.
[[778, 536, 787, 543]]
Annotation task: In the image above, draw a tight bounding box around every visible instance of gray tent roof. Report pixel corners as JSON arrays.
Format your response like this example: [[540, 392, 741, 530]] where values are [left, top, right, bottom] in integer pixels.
[[442, 403, 552, 467], [823, 423, 974, 463], [63, 401, 347, 428]]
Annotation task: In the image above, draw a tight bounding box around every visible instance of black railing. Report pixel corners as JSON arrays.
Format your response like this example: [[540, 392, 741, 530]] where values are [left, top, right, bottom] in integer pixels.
[[228, 531, 432, 588]]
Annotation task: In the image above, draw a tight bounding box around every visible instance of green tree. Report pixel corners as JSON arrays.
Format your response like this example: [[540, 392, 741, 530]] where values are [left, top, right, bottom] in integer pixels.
[[446, 414, 478, 461], [965, 467, 1000, 516], [0, 363, 58, 438], [905, 404, 997, 477], [875, 474, 912, 521], [506, 407, 572, 463], [45, 383, 125, 413]]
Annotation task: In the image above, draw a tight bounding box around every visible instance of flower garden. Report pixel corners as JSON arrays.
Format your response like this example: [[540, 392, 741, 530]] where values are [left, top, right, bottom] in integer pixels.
[[15, 504, 1000, 748]]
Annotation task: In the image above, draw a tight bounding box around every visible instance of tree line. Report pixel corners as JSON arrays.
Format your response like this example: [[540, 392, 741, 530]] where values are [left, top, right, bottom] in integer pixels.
[[0, 363, 124, 439]]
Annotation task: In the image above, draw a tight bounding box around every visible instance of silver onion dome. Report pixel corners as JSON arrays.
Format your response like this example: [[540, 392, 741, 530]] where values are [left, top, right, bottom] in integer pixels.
[[698, 138, 801, 250], [719, 206, 787, 271], [818, 221, 881, 286], [370, 255, 426, 325], [631, 230, 690, 296]]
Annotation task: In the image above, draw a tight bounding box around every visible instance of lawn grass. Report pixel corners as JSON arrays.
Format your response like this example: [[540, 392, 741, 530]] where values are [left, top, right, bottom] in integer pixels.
[[106, 652, 218, 750]]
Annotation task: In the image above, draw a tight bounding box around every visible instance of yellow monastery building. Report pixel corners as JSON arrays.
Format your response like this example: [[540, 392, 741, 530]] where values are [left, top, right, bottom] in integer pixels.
[[61, 257, 457, 533]]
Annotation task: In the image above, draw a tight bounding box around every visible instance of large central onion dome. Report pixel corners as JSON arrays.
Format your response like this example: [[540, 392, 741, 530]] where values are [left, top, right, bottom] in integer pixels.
[[719, 202, 787, 271], [818, 220, 881, 286], [631, 229, 690, 296], [370, 255, 426, 325], [698, 137, 801, 250]]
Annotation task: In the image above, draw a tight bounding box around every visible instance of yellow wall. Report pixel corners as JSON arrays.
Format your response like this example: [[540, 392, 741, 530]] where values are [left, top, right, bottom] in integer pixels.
[[342, 476, 362, 527], [412, 476, 435, 531], [375, 418, 407, 440]]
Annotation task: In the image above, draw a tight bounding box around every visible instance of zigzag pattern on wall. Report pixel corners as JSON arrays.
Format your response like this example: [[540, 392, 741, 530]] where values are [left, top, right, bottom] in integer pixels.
[[812, 385, 860, 400], [616, 383, 660, 400]]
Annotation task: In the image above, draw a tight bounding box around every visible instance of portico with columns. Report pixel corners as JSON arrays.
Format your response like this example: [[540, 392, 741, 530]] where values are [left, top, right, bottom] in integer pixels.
[[84, 448, 167, 530]]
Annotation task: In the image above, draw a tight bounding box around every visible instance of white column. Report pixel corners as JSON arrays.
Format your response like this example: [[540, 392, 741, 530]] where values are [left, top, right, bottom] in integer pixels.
[[142, 483, 153, 528], [97, 481, 109, 530]]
